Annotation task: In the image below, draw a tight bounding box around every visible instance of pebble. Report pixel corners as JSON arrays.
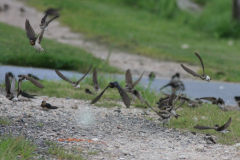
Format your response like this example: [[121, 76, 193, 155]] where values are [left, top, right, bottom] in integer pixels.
[[195, 144, 204, 152]]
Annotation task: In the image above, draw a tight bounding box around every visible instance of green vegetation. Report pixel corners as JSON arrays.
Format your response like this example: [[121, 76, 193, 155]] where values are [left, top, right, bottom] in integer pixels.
[[0, 117, 12, 125], [46, 141, 84, 160], [26, 0, 240, 82], [0, 135, 37, 159], [0, 22, 119, 73]]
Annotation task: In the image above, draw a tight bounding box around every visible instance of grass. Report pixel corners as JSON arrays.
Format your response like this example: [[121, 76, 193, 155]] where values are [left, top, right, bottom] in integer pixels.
[[0, 117, 12, 126], [0, 22, 119, 73], [25, 0, 240, 82], [0, 135, 37, 160], [45, 141, 84, 160]]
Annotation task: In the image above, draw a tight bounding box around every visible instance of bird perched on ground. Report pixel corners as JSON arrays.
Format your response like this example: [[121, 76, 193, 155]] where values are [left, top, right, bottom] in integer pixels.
[[160, 73, 185, 91], [55, 65, 92, 89], [145, 101, 170, 126], [194, 117, 232, 136], [165, 90, 186, 119], [181, 52, 211, 82], [5, 73, 18, 105], [25, 19, 47, 53], [41, 101, 58, 110], [45, 8, 61, 16], [39, 13, 59, 31], [199, 97, 225, 110], [91, 81, 131, 108], [124, 69, 145, 103], [27, 74, 41, 81], [16, 90, 37, 101], [92, 69, 100, 92], [204, 134, 216, 144], [85, 88, 94, 95], [148, 72, 155, 80]]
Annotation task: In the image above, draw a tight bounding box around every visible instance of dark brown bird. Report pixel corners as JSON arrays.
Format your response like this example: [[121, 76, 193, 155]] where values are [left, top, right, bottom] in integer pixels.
[[91, 81, 131, 108], [160, 73, 185, 91], [92, 69, 100, 92], [41, 101, 58, 110], [124, 69, 144, 103], [55, 65, 92, 89], [85, 88, 94, 95], [194, 117, 232, 135], [199, 97, 225, 110], [204, 134, 216, 144], [181, 52, 211, 82]]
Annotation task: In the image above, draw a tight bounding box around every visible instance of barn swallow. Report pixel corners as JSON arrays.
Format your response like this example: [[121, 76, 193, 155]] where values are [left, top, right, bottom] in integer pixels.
[[41, 101, 58, 110], [85, 88, 94, 95], [45, 8, 61, 16], [91, 81, 131, 108], [160, 73, 185, 91], [17, 75, 44, 96], [55, 65, 92, 89], [124, 69, 145, 103], [181, 52, 211, 82], [194, 117, 232, 135], [204, 134, 216, 144], [148, 72, 155, 80], [145, 101, 170, 126], [39, 13, 59, 31], [199, 97, 225, 110], [5, 73, 18, 105], [25, 19, 47, 53], [27, 74, 41, 81], [92, 69, 100, 92]]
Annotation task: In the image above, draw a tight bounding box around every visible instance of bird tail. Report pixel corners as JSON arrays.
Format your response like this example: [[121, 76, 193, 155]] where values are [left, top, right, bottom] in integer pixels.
[[50, 106, 58, 109]]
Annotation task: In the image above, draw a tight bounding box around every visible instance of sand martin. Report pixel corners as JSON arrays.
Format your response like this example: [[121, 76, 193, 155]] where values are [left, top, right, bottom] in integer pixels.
[[25, 19, 47, 53], [55, 65, 92, 89], [5, 73, 18, 104], [194, 117, 232, 135], [91, 81, 131, 108], [199, 97, 225, 110], [92, 69, 100, 92], [41, 101, 58, 110], [181, 52, 211, 82], [124, 69, 145, 103], [40, 13, 59, 31], [204, 134, 216, 144], [160, 73, 185, 91]]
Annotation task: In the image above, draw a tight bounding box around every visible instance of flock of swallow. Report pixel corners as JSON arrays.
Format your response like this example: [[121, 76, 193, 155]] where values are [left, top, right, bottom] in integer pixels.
[[3, 10, 235, 144]]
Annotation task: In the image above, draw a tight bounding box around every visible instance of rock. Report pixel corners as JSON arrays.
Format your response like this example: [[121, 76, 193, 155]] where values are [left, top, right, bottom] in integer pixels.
[[71, 104, 78, 109], [222, 156, 230, 160], [179, 155, 187, 159], [195, 144, 204, 152], [235, 143, 240, 147]]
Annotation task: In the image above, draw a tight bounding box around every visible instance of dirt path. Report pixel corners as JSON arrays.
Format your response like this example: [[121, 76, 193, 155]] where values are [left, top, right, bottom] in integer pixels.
[[0, 0, 199, 79]]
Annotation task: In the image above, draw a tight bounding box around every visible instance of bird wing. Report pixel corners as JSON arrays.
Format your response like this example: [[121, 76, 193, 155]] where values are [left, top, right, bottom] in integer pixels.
[[234, 96, 240, 102], [168, 89, 177, 106], [172, 91, 181, 109], [23, 75, 44, 88], [5, 73, 11, 94], [25, 19, 36, 41], [133, 90, 145, 103], [76, 65, 92, 84], [181, 64, 201, 78], [133, 71, 144, 87], [10, 76, 16, 95], [17, 79, 22, 97], [175, 100, 186, 111], [217, 117, 232, 131], [199, 97, 217, 102], [55, 70, 73, 83], [46, 15, 59, 26], [145, 101, 159, 114], [91, 86, 109, 104], [159, 83, 171, 90], [92, 68, 98, 86], [125, 69, 133, 85], [115, 84, 131, 108], [36, 24, 46, 44], [193, 125, 215, 130], [41, 13, 48, 24], [195, 52, 205, 74]]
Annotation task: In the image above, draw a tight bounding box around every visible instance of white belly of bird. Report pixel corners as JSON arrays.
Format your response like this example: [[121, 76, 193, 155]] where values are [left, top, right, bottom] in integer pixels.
[[12, 97, 18, 102], [170, 110, 176, 116], [205, 76, 211, 82], [218, 104, 225, 109], [18, 95, 30, 101], [162, 118, 169, 124], [33, 43, 44, 51], [219, 130, 229, 134], [73, 84, 80, 89]]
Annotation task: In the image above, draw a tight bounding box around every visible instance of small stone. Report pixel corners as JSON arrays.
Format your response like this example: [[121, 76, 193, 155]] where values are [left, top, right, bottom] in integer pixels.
[[222, 156, 230, 160], [92, 138, 98, 141], [195, 144, 204, 152], [235, 143, 240, 147], [71, 104, 78, 109], [179, 155, 187, 159]]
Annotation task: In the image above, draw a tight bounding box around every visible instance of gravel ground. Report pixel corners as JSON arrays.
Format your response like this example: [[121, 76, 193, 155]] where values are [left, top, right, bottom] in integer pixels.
[[0, 0, 199, 79], [0, 90, 239, 160]]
